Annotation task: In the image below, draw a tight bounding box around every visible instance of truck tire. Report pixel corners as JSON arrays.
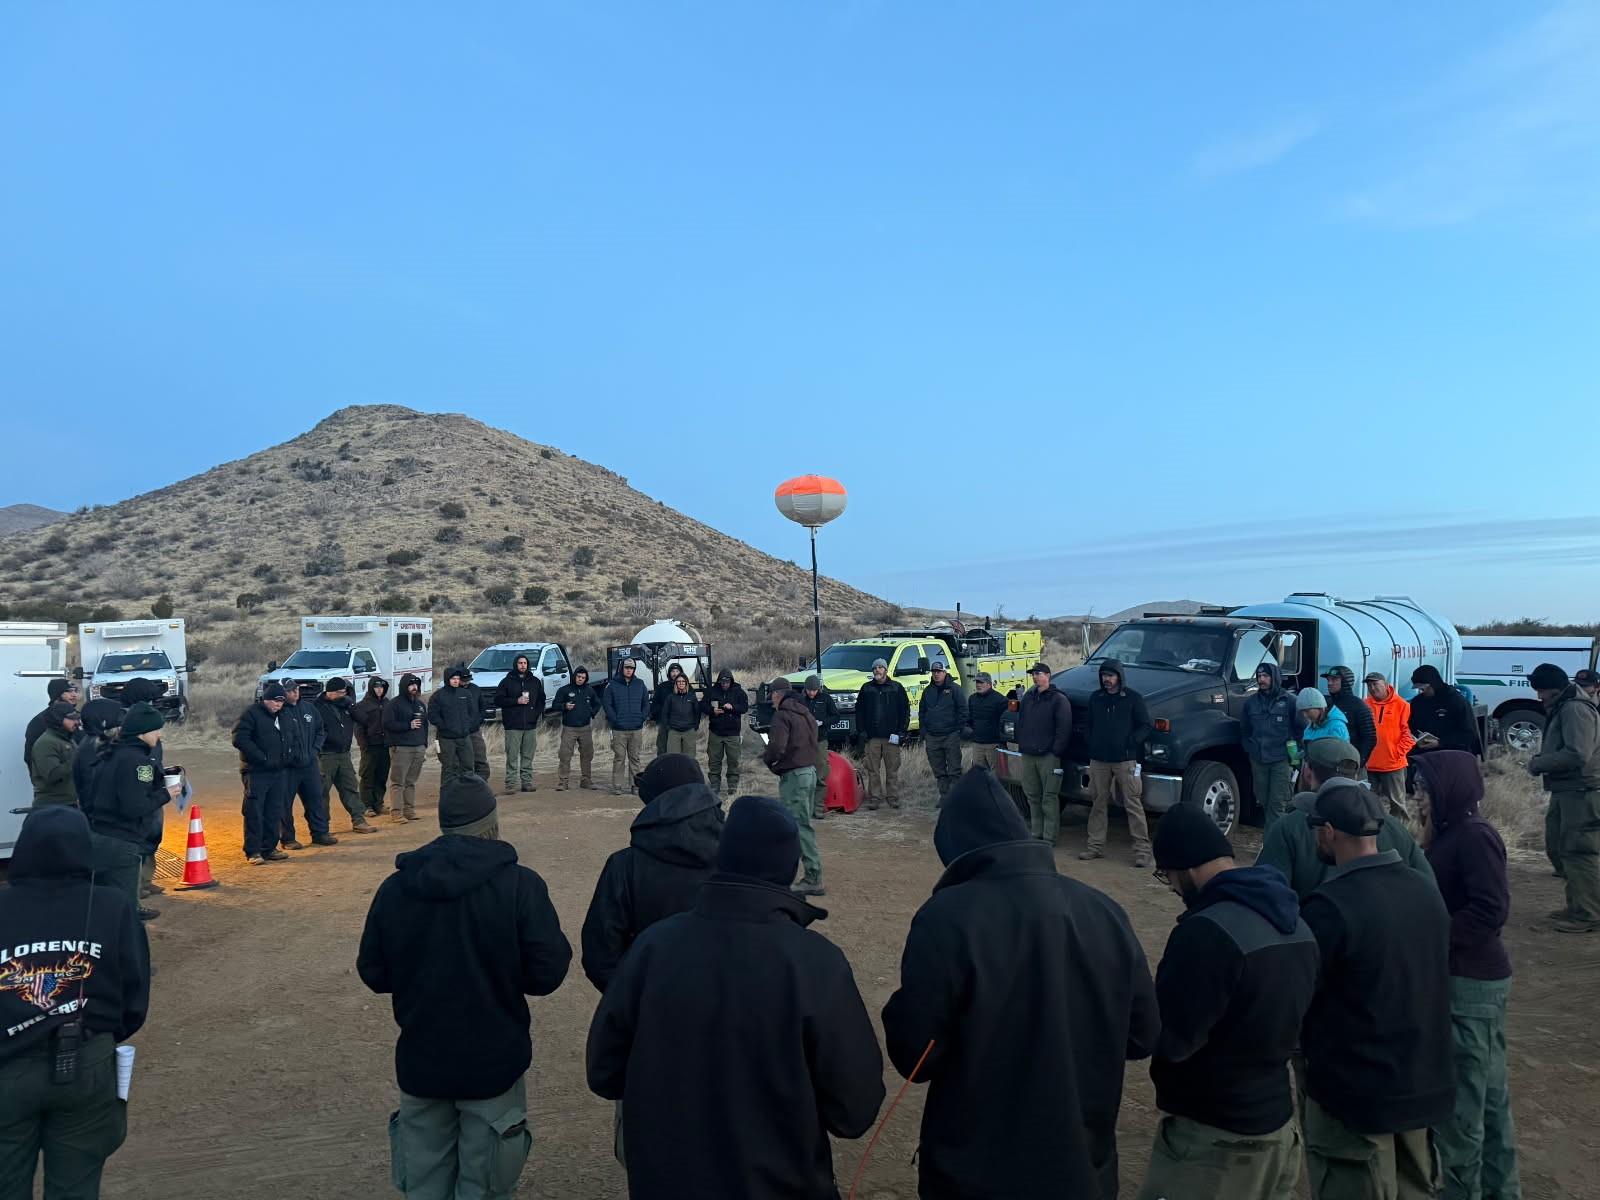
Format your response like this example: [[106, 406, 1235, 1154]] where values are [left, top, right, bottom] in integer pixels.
[[1182, 761, 1239, 836], [1497, 707, 1545, 756]]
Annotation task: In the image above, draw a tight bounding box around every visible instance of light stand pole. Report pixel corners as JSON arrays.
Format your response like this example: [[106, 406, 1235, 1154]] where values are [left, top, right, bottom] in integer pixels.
[[810, 526, 822, 671]]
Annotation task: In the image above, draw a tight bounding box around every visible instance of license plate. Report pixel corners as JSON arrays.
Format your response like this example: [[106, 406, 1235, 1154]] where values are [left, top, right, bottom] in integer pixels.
[[830, 719, 851, 731]]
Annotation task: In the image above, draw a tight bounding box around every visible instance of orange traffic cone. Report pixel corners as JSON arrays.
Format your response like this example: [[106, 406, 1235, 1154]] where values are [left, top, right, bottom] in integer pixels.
[[175, 805, 219, 890]]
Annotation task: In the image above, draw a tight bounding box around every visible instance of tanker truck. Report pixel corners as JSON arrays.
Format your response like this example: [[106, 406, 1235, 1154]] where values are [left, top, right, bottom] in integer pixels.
[[998, 593, 1473, 834]]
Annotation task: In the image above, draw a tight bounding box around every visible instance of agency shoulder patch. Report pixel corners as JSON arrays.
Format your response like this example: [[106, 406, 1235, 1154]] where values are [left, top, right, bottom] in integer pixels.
[[135, 764, 155, 783]]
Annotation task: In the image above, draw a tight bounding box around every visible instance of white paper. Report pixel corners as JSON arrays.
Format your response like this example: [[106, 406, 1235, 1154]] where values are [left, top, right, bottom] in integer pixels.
[[115, 1044, 136, 1100], [1132, 763, 1141, 778], [889, 735, 900, 746]]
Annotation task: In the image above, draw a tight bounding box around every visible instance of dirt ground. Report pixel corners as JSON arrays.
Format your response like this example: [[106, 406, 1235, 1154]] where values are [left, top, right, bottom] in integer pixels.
[[99, 746, 1597, 1200]]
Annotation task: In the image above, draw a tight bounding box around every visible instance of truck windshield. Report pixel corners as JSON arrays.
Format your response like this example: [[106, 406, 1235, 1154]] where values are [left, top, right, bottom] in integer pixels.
[[282, 650, 351, 670], [1088, 625, 1230, 673], [470, 649, 532, 674], [97, 651, 172, 673], [819, 645, 897, 672]]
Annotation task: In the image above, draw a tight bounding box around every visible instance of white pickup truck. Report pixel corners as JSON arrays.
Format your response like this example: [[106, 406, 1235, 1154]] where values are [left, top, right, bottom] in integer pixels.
[[468, 642, 573, 721], [257, 615, 434, 701]]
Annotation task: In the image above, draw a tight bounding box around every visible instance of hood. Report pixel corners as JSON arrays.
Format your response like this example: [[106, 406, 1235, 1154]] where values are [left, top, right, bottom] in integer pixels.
[[393, 835, 518, 901], [1257, 659, 1285, 693], [45, 703, 77, 733], [1191, 865, 1301, 934], [1096, 658, 1126, 692], [715, 669, 735, 687], [570, 665, 590, 684], [1411, 664, 1447, 692], [777, 692, 812, 717], [445, 663, 469, 684], [1414, 750, 1483, 831], [321, 693, 354, 712], [79, 698, 126, 736], [366, 677, 390, 700], [630, 782, 724, 866], [400, 673, 423, 694], [10, 806, 93, 883], [934, 766, 1031, 867]]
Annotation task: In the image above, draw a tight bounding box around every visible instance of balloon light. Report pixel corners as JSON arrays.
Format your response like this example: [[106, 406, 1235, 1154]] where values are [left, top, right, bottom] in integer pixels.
[[773, 476, 849, 674]]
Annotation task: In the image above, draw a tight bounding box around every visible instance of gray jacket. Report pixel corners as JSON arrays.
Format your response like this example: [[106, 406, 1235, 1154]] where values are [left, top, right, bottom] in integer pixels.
[[1530, 686, 1600, 792]]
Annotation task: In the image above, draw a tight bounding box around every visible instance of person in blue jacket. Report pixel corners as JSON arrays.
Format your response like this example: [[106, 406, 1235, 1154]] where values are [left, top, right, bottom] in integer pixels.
[[602, 659, 651, 796], [1296, 688, 1350, 743], [1240, 661, 1298, 833]]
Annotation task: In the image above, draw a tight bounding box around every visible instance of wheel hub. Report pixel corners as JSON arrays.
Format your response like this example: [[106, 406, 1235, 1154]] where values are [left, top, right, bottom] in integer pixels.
[[1201, 779, 1235, 835]]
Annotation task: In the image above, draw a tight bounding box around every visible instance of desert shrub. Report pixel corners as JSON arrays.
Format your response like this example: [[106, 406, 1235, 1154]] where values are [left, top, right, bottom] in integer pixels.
[[540, 448, 553, 460], [572, 545, 596, 568], [303, 538, 345, 578], [621, 576, 641, 597], [483, 583, 517, 607], [523, 586, 550, 607], [377, 592, 414, 613], [201, 630, 276, 667], [235, 592, 263, 611], [150, 594, 175, 619], [329, 596, 350, 611], [41, 532, 69, 554], [435, 526, 462, 544], [488, 495, 501, 507], [498, 534, 525, 553], [564, 590, 586, 602], [206, 606, 237, 624], [3, 599, 123, 625], [386, 548, 421, 566], [355, 559, 376, 570], [251, 562, 278, 581], [439, 501, 467, 519]]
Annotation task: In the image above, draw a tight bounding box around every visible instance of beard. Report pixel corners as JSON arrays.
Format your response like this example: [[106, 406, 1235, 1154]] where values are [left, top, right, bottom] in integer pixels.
[[1315, 847, 1336, 866]]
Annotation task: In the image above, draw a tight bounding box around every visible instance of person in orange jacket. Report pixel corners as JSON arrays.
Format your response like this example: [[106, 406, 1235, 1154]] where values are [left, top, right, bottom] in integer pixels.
[[1364, 672, 1416, 818]]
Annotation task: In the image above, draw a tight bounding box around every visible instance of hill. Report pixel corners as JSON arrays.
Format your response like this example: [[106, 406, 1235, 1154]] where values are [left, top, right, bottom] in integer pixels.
[[0, 503, 65, 535]]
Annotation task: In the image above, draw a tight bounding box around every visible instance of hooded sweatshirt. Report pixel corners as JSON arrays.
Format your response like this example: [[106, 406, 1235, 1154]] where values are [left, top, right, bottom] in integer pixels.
[[554, 671, 601, 728], [314, 692, 356, 755], [1408, 665, 1481, 755], [700, 671, 749, 738], [1255, 777, 1434, 902], [495, 663, 546, 731], [1240, 661, 1297, 764], [1324, 668, 1378, 764], [89, 731, 169, 845], [883, 767, 1159, 1199], [357, 835, 571, 1100], [1087, 660, 1153, 763], [383, 675, 429, 747], [352, 679, 390, 748], [1417, 752, 1511, 981], [580, 782, 724, 992], [0, 807, 149, 1058], [1529, 683, 1600, 792], [1299, 699, 1350, 744], [649, 666, 687, 724], [1365, 687, 1415, 773], [428, 670, 484, 740], [1150, 866, 1319, 1135], [762, 692, 818, 774]]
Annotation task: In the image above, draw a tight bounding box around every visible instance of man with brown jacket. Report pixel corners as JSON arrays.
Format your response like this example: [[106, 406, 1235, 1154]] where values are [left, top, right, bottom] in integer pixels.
[[762, 677, 823, 896]]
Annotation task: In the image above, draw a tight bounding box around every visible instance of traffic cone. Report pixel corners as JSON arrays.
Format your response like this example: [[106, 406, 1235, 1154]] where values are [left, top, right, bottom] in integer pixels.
[[175, 805, 219, 890]]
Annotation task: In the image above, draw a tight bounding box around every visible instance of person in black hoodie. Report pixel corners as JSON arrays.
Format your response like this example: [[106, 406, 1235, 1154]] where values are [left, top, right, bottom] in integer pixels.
[[428, 665, 482, 788], [1301, 782, 1455, 1199], [0, 807, 149, 1199], [1138, 804, 1319, 1200], [1409, 664, 1481, 757], [496, 655, 545, 795], [964, 671, 1009, 770], [1414, 751, 1521, 1200], [351, 676, 391, 817], [1014, 662, 1074, 843], [384, 673, 429, 821], [587, 795, 883, 1200], [358, 775, 571, 1200], [88, 703, 171, 915], [657, 673, 700, 759], [882, 766, 1159, 1200], [1321, 667, 1378, 769], [855, 659, 910, 810], [650, 662, 689, 758], [280, 683, 337, 850], [1082, 659, 1154, 867], [73, 699, 125, 819], [233, 685, 293, 864], [553, 666, 601, 791], [701, 668, 748, 797], [315, 679, 375, 834]]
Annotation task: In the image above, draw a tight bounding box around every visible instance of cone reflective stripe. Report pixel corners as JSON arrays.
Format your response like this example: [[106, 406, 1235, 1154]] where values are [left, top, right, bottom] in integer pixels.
[[176, 804, 219, 890]]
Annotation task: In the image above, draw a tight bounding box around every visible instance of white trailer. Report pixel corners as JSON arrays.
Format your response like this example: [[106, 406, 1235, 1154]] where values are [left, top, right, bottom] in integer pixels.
[[78, 618, 190, 721], [1459, 634, 1599, 754], [1, 622, 70, 858], [257, 615, 434, 701]]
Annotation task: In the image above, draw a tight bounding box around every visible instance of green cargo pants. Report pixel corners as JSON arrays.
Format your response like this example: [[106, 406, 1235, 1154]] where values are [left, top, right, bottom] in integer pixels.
[[1017, 753, 1062, 843], [503, 727, 537, 791], [663, 729, 697, 758], [0, 1032, 126, 1200], [924, 732, 964, 804], [706, 732, 742, 796], [1136, 1114, 1300, 1200], [1088, 759, 1150, 855], [437, 736, 476, 787], [1434, 976, 1521, 1200], [778, 766, 820, 883], [558, 726, 594, 787], [387, 744, 427, 818], [470, 730, 490, 782], [390, 1077, 530, 1200], [1546, 794, 1563, 879], [319, 750, 364, 826], [812, 743, 831, 816], [861, 738, 901, 808], [1304, 1095, 1436, 1200], [1553, 787, 1600, 923], [1252, 758, 1295, 833]]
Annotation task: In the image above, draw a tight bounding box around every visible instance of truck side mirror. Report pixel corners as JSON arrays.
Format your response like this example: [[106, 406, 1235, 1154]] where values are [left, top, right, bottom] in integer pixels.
[[267, 660, 279, 673], [72, 666, 85, 680]]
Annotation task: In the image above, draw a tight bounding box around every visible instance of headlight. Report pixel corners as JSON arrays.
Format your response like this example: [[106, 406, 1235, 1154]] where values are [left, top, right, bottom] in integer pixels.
[[834, 693, 857, 711]]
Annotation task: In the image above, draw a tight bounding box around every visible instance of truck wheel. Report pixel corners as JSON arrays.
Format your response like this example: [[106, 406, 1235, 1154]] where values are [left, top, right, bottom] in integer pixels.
[[1182, 762, 1238, 836], [1498, 708, 1545, 756]]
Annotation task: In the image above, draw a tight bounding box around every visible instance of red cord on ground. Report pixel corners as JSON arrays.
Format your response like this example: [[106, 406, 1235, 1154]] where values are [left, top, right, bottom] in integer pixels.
[[847, 1039, 935, 1200]]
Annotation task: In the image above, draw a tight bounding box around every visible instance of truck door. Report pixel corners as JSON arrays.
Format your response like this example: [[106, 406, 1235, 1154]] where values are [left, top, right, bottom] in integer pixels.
[[1228, 629, 1279, 717], [352, 649, 378, 700], [540, 646, 569, 711], [895, 644, 928, 719]]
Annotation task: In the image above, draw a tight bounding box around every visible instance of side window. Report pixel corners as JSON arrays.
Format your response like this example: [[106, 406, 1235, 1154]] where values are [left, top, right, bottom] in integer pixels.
[[540, 648, 562, 674], [396, 633, 407, 655], [1231, 631, 1275, 684], [924, 643, 944, 669], [355, 651, 377, 674], [894, 646, 923, 677], [411, 633, 425, 652]]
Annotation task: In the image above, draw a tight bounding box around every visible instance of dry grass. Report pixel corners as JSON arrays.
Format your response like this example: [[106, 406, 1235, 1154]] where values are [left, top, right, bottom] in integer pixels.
[[1479, 756, 1549, 858]]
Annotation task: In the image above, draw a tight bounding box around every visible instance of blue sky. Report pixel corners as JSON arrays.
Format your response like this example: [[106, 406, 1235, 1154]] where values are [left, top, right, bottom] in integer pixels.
[[4, 3, 1597, 624]]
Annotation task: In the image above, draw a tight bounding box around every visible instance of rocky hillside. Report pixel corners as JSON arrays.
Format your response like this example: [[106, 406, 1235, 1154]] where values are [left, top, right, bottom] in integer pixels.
[[0, 503, 64, 535]]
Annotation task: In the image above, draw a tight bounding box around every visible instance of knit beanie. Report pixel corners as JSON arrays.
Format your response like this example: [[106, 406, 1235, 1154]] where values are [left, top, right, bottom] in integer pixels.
[[80, 698, 126, 736], [1152, 803, 1235, 871], [47, 678, 74, 701], [637, 754, 705, 804], [439, 774, 498, 835], [1295, 687, 1327, 712], [1529, 663, 1570, 691], [122, 702, 165, 737], [46, 701, 79, 730], [323, 676, 350, 695], [716, 796, 800, 887]]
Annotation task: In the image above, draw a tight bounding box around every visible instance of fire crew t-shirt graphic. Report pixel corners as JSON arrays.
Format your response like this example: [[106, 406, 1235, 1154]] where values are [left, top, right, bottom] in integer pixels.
[[0, 941, 102, 1015]]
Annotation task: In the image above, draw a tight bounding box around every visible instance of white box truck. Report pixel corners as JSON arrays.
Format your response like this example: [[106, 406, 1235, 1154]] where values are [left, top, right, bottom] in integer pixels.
[[1459, 634, 1598, 754], [78, 618, 190, 721], [257, 615, 434, 701], [1, 622, 71, 858]]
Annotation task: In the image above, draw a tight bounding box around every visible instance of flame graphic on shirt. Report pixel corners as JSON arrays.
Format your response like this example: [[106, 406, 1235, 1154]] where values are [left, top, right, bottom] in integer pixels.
[[0, 953, 94, 1011]]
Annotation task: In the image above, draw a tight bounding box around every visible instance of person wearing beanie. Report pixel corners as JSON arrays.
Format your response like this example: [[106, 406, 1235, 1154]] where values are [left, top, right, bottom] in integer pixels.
[[1413, 750, 1522, 1197], [965, 671, 1009, 770], [1363, 672, 1416, 820], [918, 660, 969, 805], [22, 676, 80, 771], [761, 677, 823, 895], [316, 678, 376, 834], [1137, 804, 1318, 1200], [428, 664, 486, 789], [276, 681, 337, 852], [1296, 686, 1350, 743], [494, 654, 545, 795], [232, 686, 296, 864], [799, 674, 837, 819], [553, 665, 602, 790], [1319, 666, 1378, 768], [883, 767, 1157, 1199], [1082, 659, 1153, 868], [74, 698, 126, 816], [1527, 661, 1600, 931], [351, 675, 391, 817], [1240, 660, 1299, 833], [1256, 737, 1433, 902], [29, 701, 82, 808], [1299, 780, 1455, 1198], [699, 668, 748, 798], [88, 703, 170, 914], [587, 795, 884, 1200], [1409, 664, 1481, 756], [854, 657, 909, 811], [358, 772, 570, 1197]]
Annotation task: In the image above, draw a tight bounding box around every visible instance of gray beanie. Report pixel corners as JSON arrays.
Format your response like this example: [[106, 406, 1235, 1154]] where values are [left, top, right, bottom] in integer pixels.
[[1295, 687, 1327, 712]]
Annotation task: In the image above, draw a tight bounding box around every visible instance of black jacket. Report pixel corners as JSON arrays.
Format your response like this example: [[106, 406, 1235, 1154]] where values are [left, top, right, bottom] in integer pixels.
[[1150, 866, 1319, 1136], [966, 688, 1008, 745], [855, 677, 910, 740], [553, 680, 601, 728], [1416, 751, 1512, 981], [357, 834, 571, 1100], [1086, 662, 1152, 763], [650, 671, 689, 724], [1015, 684, 1073, 758], [428, 683, 484, 740], [88, 734, 170, 845], [580, 782, 723, 992], [352, 681, 389, 748], [587, 878, 885, 1200], [659, 689, 700, 732], [701, 674, 750, 737], [0, 808, 149, 1060], [1327, 685, 1378, 765], [1408, 667, 1481, 755], [882, 768, 1159, 1199], [383, 679, 429, 748], [918, 677, 968, 738], [74, 735, 114, 815], [314, 694, 356, 755], [1302, 850, 1455, 1134], [280, 699, 324, 768], [495, 670, 546, 731], [233, 702, 291, 772]]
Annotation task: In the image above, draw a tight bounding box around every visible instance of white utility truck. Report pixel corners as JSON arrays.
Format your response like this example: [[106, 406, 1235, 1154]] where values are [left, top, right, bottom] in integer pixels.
[[257, 615, 434, 701], [2, 622, 70, 858], [78, 617, 190, 721], [467, 642, 574, 721], [1459, 634, 1599, 754]]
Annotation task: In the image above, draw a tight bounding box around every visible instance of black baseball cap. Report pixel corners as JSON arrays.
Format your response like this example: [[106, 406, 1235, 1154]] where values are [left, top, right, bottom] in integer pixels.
[[1577, 668, 1599, 687], [1029, 662, 1051, 675], [1307, 781, 1385, 837]]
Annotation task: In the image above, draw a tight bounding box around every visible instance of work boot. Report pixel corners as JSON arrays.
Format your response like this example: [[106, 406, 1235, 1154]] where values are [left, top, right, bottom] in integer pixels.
[[1079, 849, 1104, 861], [813, 808, 828, 821], [791, 879, 826, 898], [866, 799, 880, 811], [351, 821, 378, 834], [138, 906, 159, 921], [264, 849, 289, 862], [1133, 851, 1153, 869], [581, 778, 593, 789], [312, 833, 340, 847], [522, 784, 537, 792], [556, 781, 568, 791], [389, 811, 408, 824], [887, 797, 900, 810], [247, 854, 265, 866], [281, 839, 305, 851], [1551, 915, 1600, 934], [404, 813, 420, 822]]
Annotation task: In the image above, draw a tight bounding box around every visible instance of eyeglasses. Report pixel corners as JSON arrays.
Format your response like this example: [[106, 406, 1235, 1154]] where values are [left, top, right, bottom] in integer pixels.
[[1151, 866, 1170, 888]]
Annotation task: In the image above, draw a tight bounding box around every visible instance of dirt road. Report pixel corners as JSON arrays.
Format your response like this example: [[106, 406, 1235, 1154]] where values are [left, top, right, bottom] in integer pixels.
[[100, 748, 1596, 1199]]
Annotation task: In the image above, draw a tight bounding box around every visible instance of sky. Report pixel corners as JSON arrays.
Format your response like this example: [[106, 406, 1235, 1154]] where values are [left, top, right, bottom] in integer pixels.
[[3, 3, 1597, 625]]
